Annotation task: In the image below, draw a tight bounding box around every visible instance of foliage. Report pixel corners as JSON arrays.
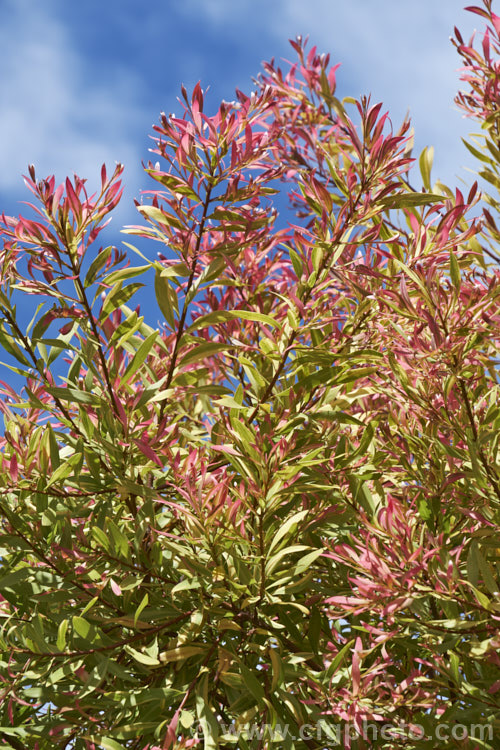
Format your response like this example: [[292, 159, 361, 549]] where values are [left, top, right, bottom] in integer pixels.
[[0, 3, 500, 748]]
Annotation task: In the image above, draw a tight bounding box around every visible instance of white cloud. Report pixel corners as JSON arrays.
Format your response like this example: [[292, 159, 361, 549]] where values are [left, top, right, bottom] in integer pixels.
[[0, 0, 143, 204]]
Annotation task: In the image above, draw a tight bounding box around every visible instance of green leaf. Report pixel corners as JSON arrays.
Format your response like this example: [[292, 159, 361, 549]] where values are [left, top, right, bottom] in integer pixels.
[[269, 648, 284, 690], [311, 408, 364, 425], [81, 596, 99, 617], [105, 722, 159, 740], [417, 498, 432, 521], [462, 137, 493, 165], [31, 307, 54, 342], [380, 191, 443, 209], [103, 686, 181, 706], [326, 638, 355, 677], [419, 145, 434, 191], [157, 262, 191, 278], [449, 651, 461, 686], [266, 545, 311, 575], [0, 359, 32, 377], [84, 246, 113, 287], [196, 673, 219, 750], [178, 341, 231, 368], [289, 248, 303, 277], [138, 204, 183, 228], [450, 251, 461, 290], [134, 593, 149, 627], [180, 710, 195, 729], [171, 578, 201, 595], [56, 619, 69, 651], [467, 540, 481, 588], [121, 331, 157, 382], [188, 309, 281, 333], [298, 365, 378, 391], [159, 645, 206, 663], [348, 475, 378, 514], [124, 644, 160, 666], [268, 510, 308, 554], [46, 386, 100, 405], [106, 519, 130, 559], [0, 328, 31, 366], [474, 545, 499, 596], [145, 171, 199, 201], [47, 426, 61, 470], [468, 583, 491, 610], [214, 395, 247, 410], [294, 548, 324, 578], [110, 312, 142, 349], [238, 663, 266, 704], [46, 452, 83, 488], [308, 608, 322, 654], [92, 526, 111, 552], [72, 616, 91, 640], [101, 282, 144, 320], [95, 739, 128, 750], [0, 567, 32, 590], [154, 270, 178, 329], [104, 264, 150, 285], [218, 671, 245, 689], [311, 244, 324, 273]]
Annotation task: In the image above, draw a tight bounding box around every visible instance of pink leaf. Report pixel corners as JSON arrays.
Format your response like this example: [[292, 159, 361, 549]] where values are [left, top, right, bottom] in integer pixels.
[[491, 12, 500, 35], [109, 578, 122, 596], [351, 637, 362, 696], [133, 439, 164, 467], [65, 177, 81, 218], [51, 183, 65, 217], [162, 708, 180, 749], [9, 454, 18, 483]]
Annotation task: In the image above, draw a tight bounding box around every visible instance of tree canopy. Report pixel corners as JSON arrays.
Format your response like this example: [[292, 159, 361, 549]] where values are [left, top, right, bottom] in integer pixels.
[[0, 3, 500, 748]]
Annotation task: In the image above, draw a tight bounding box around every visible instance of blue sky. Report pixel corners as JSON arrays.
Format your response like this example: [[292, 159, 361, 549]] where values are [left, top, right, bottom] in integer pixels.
[[0, 0, 482, 226]]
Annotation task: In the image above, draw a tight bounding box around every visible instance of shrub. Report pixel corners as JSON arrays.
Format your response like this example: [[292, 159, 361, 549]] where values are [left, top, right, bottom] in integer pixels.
[[0, 3, 499, 748]]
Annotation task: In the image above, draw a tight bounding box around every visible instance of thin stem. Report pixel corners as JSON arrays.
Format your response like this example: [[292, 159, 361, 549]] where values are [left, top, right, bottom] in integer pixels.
[[0, 306, 80, 435], [159, 183, 213, 421], [458, 376, 500, 503], [71, 267, 122, 419], [0, 500, 125, 616], [12, 611, 194, 662]]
